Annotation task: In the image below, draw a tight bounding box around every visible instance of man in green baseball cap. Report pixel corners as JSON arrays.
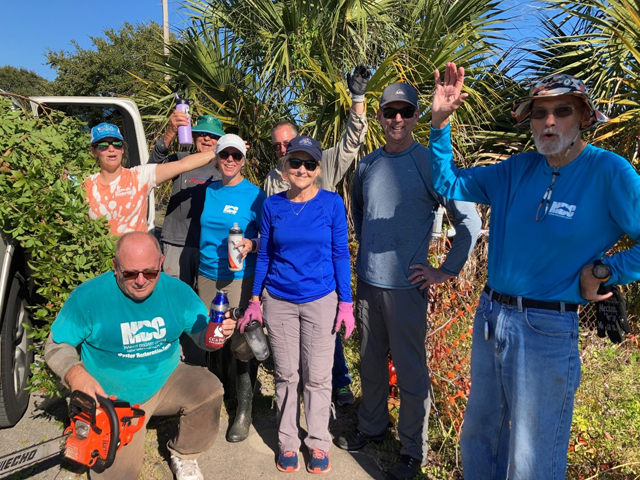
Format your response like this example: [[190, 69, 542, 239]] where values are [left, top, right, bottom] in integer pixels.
[[149, 110, 226, 367]]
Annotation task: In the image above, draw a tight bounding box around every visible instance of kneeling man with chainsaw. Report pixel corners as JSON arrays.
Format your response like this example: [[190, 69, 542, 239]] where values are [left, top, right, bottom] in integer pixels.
[[45, 231, 234, 480]]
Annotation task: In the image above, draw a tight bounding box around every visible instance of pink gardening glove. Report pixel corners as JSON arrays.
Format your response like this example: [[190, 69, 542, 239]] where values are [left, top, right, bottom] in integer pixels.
[[335, 301, 355, 340], [238, 300, 262, 334]]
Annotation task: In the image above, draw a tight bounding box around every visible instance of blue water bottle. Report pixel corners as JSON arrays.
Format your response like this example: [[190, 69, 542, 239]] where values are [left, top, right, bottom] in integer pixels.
[[204, 291, 229, 349]]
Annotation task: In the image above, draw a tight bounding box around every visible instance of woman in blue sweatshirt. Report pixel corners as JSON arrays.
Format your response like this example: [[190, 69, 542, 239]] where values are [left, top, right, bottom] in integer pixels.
[[239, 136, 354, 474]]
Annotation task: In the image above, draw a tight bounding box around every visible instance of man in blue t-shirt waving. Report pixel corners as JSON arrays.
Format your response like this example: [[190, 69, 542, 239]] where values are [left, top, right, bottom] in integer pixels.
[[429, 63, 640, 479], [45, 232, 237, 480]]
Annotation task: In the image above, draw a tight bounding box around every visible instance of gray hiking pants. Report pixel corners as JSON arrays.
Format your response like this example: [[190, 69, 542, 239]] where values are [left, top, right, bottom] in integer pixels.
[[356, 278, 431, 464], [263, 289, 337, 452]]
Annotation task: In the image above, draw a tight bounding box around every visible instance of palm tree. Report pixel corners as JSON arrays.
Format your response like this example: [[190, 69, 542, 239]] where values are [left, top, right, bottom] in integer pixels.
[[139, 0, 513, 176]]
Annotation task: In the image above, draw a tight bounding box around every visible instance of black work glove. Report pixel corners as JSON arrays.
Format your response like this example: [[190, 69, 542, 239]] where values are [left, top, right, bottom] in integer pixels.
[[596, 284, 630, 344], [346, 64, 371, 99]]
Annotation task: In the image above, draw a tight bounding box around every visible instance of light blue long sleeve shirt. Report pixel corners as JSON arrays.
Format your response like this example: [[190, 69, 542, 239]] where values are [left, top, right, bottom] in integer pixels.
[[430, 124, 640, 303]]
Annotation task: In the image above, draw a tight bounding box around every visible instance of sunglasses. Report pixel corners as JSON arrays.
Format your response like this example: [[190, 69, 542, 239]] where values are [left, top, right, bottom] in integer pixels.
[[218, 150, 244, 161], [381, 106, 416, 119], [118, 268, 160, 280], [194, 131, 220, 140], [272, 141, 290, 151], [94, 140, 124, 151], [530, 105, 577, 120], [288, 158, 319, 171]]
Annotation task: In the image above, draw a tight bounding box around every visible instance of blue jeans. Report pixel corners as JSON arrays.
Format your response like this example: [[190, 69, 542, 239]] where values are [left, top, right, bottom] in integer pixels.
[[461, 291, 581, 480], [332, 333, 352, 390]]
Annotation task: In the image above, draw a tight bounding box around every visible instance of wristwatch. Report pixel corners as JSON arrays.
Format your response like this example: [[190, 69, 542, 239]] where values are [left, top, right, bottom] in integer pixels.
[[592, 259, 611, 282], [251, 239, 257, 252]]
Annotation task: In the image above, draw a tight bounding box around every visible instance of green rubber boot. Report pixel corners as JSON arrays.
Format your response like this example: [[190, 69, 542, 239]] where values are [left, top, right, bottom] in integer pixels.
[[226, 359, 256, 442]]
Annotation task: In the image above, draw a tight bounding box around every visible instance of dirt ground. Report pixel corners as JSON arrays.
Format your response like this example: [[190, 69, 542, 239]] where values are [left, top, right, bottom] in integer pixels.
[[0, 372, 389, 480]]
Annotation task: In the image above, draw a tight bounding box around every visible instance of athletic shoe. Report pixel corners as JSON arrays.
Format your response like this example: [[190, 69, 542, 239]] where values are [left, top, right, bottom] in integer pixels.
[[336, 386, 355, 406], [385, 454, 421, 480], [277, 451, 300, 472], [307, 449, 330, 473], [170, 455, 204, 480], [336, 428, 387, 450]]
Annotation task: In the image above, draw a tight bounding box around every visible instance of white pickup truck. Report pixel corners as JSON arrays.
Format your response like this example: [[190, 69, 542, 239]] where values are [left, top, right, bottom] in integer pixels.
[[0, 96, 154, 428]]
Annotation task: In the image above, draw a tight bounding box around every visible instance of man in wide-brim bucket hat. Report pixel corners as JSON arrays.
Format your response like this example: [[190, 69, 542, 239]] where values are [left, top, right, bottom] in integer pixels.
[[511, 74, 610, 131], [427, 62, 640, 479]]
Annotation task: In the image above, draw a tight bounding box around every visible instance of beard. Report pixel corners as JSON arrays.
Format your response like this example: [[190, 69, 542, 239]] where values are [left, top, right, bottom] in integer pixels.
[[533, 124, 580, 156]]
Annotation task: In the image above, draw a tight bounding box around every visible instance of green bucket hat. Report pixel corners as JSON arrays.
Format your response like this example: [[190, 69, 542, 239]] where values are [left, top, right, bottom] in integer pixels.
[[191, 115, 225, 137]]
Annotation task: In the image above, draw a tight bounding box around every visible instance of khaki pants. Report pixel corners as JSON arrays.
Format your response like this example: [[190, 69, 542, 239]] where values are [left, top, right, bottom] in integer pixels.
[[263, 289, 337, 452], [91, 363, 223, 480], [198, 275, 254, 361]]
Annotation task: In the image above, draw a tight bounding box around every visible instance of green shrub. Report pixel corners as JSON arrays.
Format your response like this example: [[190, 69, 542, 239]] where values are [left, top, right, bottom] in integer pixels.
[[0, 97, 114, 394]]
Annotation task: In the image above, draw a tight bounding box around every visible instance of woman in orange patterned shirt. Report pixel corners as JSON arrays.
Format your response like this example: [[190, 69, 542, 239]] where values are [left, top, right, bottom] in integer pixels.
[[84, 123, 215, 236]]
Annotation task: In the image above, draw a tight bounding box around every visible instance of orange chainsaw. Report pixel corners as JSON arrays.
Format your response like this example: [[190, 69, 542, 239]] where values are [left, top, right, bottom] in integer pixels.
[[0, 390, 145, 476]]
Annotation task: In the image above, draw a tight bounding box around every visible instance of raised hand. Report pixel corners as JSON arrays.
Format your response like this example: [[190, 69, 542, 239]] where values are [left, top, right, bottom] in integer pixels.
[[432, 62, 469, 129], [347, 64, 371, 100]]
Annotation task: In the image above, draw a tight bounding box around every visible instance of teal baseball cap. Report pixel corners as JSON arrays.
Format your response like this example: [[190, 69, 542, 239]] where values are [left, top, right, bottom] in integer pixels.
[[90, 123, 124, 143], [191, 115, 225, 138]]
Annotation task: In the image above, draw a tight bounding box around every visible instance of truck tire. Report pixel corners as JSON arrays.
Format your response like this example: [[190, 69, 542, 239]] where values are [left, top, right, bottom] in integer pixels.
[[0, 272, 32, 428]]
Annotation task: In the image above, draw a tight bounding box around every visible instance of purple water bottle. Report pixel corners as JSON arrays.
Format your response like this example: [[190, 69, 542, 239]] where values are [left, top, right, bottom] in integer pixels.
[[205, 291, 229, 349], [176, 97, 192, 146]]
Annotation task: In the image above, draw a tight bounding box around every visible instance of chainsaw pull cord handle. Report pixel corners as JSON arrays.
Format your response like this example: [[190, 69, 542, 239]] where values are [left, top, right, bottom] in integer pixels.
[[92, 394, 120, 473]]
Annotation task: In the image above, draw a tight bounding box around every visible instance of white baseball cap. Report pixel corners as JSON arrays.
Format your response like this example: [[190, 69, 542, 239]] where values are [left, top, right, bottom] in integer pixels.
[[215, 134, 246, 156]]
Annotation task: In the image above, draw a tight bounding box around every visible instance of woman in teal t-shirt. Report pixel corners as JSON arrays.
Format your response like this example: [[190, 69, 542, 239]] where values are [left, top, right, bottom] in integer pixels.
[[198, 134, 266, 443]]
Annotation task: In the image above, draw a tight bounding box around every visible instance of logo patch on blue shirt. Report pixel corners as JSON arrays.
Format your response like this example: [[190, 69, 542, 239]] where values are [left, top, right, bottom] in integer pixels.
[[223, 205, 239, 214], [548, 201, 576, 219], [121, 318, 167, 346]]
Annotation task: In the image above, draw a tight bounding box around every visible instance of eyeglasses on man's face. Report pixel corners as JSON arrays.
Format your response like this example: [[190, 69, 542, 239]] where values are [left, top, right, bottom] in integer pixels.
[[530, 105, 577, 121], [381, 106, 416, 119]]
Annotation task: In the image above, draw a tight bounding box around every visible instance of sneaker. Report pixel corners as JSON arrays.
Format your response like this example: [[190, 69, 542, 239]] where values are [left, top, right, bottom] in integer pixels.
[[336, 386, 355, 406], [307, 449, 331, 473], [385, 454, 421, 480], [170, 455, 204, 480], [336, 428, 387, 450], [277, 451, 300, 472]]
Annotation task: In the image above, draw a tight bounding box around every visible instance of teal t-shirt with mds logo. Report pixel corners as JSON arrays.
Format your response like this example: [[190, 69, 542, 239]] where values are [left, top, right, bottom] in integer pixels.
[[51, 272, 209, 405]]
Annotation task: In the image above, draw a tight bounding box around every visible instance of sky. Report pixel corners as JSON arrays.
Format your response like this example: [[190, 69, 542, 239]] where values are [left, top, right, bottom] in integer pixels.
[[0, 0, 189, 80], [0, 0, 547, 82]]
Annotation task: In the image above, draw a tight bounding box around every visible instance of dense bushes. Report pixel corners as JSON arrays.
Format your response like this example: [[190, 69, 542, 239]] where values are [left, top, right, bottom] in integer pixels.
[[0, 97, 113, 393]]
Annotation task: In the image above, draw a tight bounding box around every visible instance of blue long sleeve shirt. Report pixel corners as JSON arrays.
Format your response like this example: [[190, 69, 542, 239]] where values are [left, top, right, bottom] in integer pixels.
[[352, 141, 481, 289], [430, 124, 640, 303], [252, 189, 352, 304]]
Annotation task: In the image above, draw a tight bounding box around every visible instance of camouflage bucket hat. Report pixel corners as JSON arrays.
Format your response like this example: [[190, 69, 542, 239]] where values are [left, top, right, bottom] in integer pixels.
[[511, 74, 609, 131]]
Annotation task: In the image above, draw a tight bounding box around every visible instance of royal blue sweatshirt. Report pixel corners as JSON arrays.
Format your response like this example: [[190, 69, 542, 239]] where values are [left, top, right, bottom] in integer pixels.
[[252, 189, 352, 303]]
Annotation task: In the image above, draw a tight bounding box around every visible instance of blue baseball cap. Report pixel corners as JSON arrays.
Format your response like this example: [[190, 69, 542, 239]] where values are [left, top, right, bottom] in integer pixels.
[[285, 136, 322, 162], [380, 82, 419, 108], [91, 123, 124, 144]]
